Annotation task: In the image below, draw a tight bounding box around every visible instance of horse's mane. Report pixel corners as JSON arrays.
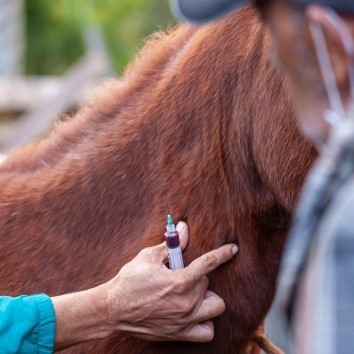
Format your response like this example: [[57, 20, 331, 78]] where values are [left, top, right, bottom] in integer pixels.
[[0, 5, 316, 353], [3, 24, 196, 173]]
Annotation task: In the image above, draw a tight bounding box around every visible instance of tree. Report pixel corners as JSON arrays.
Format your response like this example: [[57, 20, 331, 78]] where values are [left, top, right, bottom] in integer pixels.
[[26, 0, 175, 75]]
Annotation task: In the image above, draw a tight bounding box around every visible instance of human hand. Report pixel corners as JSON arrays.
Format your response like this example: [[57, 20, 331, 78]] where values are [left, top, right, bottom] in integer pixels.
[[52, 222, 238, 349], [100, 221, 238, 342]]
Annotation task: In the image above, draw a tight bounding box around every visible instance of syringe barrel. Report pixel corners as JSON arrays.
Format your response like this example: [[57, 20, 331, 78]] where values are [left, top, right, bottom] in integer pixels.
[[165, 230, 184, 270]]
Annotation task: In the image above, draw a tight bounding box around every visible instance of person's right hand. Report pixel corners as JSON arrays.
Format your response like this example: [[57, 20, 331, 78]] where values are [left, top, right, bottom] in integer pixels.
[[100, 221, 238, 342], [52, 222, 238, 349]]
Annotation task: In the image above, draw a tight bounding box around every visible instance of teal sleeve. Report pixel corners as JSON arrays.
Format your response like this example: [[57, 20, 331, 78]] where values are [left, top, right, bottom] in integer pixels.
[[0, 294, 55, 354]]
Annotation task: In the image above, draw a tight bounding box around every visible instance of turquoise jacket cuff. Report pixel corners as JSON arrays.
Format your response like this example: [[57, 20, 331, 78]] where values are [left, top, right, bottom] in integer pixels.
[[32, 294, 56, 353], [0, 293, 55, 354]]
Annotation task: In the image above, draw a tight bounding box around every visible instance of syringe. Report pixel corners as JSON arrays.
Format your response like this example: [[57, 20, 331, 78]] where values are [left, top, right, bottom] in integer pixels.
[[165, 214, 184, 270]]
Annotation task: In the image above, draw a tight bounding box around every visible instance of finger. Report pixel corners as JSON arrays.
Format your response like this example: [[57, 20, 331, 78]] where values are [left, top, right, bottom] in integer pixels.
[[186, 244, 238, 282], [182, 320, 214, 342], [176, 221, 188, 250], [199, 276, 209, 294], [187, 276, 209, 310], [191, 290, 226, 323], [204, 289, 220, 300]]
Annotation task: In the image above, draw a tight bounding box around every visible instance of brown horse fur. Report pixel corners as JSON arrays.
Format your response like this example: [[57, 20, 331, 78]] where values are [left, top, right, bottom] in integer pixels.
[[0, 5, 316, 353]]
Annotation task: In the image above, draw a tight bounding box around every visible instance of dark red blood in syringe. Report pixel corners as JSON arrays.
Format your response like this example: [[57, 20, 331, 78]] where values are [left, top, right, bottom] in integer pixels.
[[165, 231, 180, 248]]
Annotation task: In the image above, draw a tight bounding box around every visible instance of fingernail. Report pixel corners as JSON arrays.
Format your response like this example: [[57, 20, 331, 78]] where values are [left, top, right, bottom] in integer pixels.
[[176, 221, 186, 232], [232, 245, 238, 255]]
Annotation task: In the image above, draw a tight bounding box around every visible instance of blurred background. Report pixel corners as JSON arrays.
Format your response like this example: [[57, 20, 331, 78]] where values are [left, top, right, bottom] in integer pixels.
[[0, 0, 175, 154]]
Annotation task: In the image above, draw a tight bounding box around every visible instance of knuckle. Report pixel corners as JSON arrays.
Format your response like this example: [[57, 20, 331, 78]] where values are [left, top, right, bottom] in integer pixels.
[[201, 275, 209, 287], [139, 247, 154, 258], [203, 254, 217, 270], [138, 248, 148, 257], [173, 276, 187, 292], [181, 298, 194, 313]]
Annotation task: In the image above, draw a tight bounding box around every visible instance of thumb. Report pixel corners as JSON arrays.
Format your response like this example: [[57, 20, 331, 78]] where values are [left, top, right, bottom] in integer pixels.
[[176, 221, 189, 251]]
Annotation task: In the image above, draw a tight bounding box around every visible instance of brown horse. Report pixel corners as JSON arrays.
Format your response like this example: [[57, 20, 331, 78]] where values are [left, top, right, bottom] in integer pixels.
[[0, 6, 315, 353]]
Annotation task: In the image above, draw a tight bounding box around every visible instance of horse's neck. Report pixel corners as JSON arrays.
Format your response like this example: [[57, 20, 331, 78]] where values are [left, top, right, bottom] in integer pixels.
[[0, 102, 235, 296], [1, 20, 244, 294], [0, 6, 310, 297], [0, 25, 203, 293], [0, 22, 199, 249]]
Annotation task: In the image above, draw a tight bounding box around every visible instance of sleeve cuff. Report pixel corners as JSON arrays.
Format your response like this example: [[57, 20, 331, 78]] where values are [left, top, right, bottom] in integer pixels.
[[31, 294, 56, 354]]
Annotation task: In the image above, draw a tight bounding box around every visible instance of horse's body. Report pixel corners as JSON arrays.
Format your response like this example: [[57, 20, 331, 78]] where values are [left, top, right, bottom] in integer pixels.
[[0, 6, 315, 353]]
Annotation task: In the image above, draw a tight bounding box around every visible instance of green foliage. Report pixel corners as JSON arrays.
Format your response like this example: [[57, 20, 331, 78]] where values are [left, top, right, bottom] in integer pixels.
[[26, 0, 175, 75]]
